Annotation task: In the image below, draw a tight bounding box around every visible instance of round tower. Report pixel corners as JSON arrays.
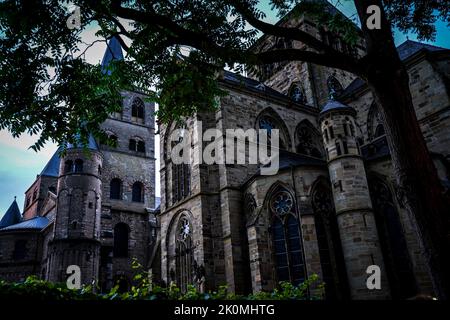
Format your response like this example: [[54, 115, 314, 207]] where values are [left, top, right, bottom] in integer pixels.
[[47, 136, 103, 287], [319, 100, 390, 299]]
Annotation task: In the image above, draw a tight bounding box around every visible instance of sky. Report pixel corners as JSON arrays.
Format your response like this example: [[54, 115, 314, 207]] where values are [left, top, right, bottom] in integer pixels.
[[0, 0, 449, 217]]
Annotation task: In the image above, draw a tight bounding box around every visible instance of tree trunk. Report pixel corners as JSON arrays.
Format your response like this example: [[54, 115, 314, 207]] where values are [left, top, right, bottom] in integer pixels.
[[367, 61, 450, 299]]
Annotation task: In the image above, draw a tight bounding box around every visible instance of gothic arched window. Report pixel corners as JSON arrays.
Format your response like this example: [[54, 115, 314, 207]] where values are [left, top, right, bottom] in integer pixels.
[[131, 98, 145, 123], [312, 182, 348, 300], [257, 112, 290, 150], [367, 103, 386, 141], [132, 182, 144, 203], [369, 177, 417, 299], [289, 83, 306, 104], [170, 126, 191, 204], [110, 178, 122, 200], [270, 188, 306, 286], [173, 164, 191, 204], [295, 121, 323, 158], [327, 76, 343, 99], [113, 223, 129, 257], [176, 216, 193, 292]]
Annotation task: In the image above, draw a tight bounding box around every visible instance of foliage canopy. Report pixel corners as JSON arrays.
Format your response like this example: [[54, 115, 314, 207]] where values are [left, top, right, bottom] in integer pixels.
[[0, 0, 448, 149]]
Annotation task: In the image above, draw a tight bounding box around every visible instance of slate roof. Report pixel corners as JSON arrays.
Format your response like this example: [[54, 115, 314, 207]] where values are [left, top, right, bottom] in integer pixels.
[[101, 36, 124, 74], [397, 40, 447, 61], [276, 149, 326, 170], [320, 99, 355, 114], [339, 40, 449, 100], [222, 70, 289, 100], [40, 148, 61, 177], [250, 149, 325, 179], [66, 133, 99, 150], [1, 216, 49, 231], [0, 199, 22, 229]]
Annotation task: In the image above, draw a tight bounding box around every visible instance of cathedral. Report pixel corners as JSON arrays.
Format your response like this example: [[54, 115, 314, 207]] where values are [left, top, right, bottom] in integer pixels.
[[1, 2, 449, 300], [0, 37, 157, 292]]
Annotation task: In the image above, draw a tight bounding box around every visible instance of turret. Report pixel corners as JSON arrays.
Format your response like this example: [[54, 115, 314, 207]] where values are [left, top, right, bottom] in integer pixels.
[[319, 100, 390, 299], [47, 135, 103, 286]]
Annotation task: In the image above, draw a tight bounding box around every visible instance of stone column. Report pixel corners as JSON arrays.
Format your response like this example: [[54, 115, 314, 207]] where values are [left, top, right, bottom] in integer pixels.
[[319, 100, 390, 299]]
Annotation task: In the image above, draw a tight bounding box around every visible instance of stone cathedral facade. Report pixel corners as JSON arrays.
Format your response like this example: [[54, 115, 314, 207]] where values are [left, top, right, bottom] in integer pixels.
[[0, 3, 449, 300], [0, 37, 157, 292], [158, 5, 450, 300]]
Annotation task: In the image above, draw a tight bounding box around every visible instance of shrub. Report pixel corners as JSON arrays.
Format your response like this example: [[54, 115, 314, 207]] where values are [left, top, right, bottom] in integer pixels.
[[0, 259, 324, 300]]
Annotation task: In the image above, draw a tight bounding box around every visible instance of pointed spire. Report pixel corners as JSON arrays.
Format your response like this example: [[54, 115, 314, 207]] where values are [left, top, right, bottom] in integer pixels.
[[40, 148, 62, 177], [0, 198, 22, 229], [101, 36, 124, 74]]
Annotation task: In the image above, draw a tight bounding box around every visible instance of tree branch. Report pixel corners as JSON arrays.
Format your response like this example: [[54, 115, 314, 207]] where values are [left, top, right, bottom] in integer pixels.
[[229, 0, 341, 54], [254, 49, 363, 75], [108, 1, 362, 75]]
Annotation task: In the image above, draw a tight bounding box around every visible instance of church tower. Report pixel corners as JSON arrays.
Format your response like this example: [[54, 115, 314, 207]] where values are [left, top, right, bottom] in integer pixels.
[[47, 136, 103, 286], [319, 100, 390, 299]]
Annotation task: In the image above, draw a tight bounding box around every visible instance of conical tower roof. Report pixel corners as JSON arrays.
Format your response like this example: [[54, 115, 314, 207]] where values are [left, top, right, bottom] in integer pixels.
[[101, 36, 124, 74], [0, 198, 22, 229]]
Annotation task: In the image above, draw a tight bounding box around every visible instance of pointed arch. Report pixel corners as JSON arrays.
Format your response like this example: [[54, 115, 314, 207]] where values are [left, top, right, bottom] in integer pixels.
[[175, 214, 194, 293], [255, 108, 292, 151], [310, 177, 349, 300], [288, 82, 306, 104], [294, 120, 324, 158], [368, 175, 417, 299], [263, 182, 306, 286], [367, 103, 385, 141], [163, 121, 191, 207], [327, 76, 343, 98], [166, 210, 195, 293]]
